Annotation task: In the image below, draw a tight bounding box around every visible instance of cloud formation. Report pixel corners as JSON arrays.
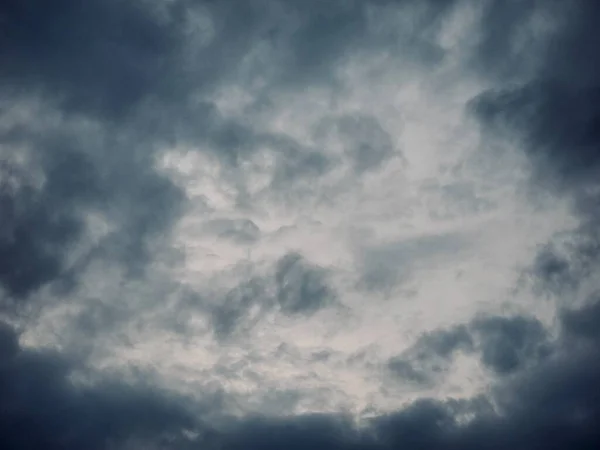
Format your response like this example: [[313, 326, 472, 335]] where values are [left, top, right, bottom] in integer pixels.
[[2, 0, 600, 449]]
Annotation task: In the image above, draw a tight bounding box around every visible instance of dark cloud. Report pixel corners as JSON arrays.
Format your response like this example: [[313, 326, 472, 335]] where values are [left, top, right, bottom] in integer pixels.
[[468, 0, 549, 82], [220, 302, 600, 450], [2, 305, 600, 450], [0, 0, 189, 301], [471, 316, 550, 375], [218, 413, 367, 450], [0, 156, 84, 299], [212, 335, 600, 450], [471, 1, 600, 207], [267, 135, 334, 190], [389, 315, 550, 385], [3, 0, 600, 449], [388, 358, 431, 385], [560, 296, 600, 343], [417, 325, 475, 359], [472, 81, 600, 191], [529, 243, 578, 294], [275, 252, 335, 315], [388, 326, 473, 385], [0, 321, 199, 450], [210, 252, 335, 339], [471, 0, 600, 305], [211, 276, 267, 339], [0, 124, 186, 303], [463, 1, 600, 445], [0, 0, 186, 118], [314, 114, 398, 173]]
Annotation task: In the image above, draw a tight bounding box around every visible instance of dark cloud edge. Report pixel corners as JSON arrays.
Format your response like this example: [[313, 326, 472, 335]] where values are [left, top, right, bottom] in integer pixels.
[[2, 302, 599, 450]]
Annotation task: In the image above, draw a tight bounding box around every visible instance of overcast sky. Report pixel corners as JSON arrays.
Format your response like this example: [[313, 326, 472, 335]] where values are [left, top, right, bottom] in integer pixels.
[[1, 0, 600, 449]]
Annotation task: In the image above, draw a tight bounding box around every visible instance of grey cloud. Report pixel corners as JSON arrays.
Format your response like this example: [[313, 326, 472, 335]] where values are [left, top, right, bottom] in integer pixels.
[[0, 0, 464, 300], [239, 306, 599, 450], [4, 1, 600, 449], [315, 114, 398, 173], [241, 0, 454, 91], [211, 253, 335, 339], [0, 123, 186, 302], [468, 0, 600, 424], [0, 0, 192, 302], [388, 326, 473, 386], [388, 358, 432, 385], [215, 341, 600, 450], [2, 303, 600, 450], [528, 229, 600, 297], [211, 276, 267, 340], [0, 320, 18, 359], [388, 316, 550, 385], [469, 0, 545, 82], [203, 218, 261, 244], [416, 325, 474, 359], [560, 296, 600, 343], [339, 115, 396, 173], [0, 0, 454, 126], [471, 0, 600, 374], [472, 82, 600, 191], [2, 0, 430, 308], [359, 232, 468, 291], [529, 244, 578, 294], [0, 164, 82, 299], [267, 136, 334, 189], [470, 2, 600, 217], [275, 252, 335, 315], [0, 0, 187, 118], [420, 181, 496, 220], [471, 316, 550, 375], [0, 322, 199, 450]]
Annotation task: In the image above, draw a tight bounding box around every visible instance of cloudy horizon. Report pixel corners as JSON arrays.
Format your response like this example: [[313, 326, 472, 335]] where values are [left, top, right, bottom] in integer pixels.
[[1, 0, 600, 448]]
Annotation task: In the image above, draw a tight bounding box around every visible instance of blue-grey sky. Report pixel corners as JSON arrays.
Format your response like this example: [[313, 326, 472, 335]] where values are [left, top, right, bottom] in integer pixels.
[[1, 1, 600, 449]]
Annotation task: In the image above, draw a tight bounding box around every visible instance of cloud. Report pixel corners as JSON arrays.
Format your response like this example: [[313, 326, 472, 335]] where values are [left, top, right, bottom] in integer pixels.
[[471, 0, 600, 314], [2, 0, 600, 449], [387, 314, 550, 387], [203, 218, 261, 244], [314, 113, 398, 173], [212, 322, 600, 449], [358, 232, 469, 291], [2, 301, 600, 450], [471, 316, 550, 375], [0, 321, 199, 450], [560, 296, 600, 343], [275, 252, 335, 315], [0, 0, 186, 118], [470, 1, 600, 208], [218, 299, 600, 449], [0, 118, 186, 303], [388, 325, 473, 386], [210, 252, 336, 340]]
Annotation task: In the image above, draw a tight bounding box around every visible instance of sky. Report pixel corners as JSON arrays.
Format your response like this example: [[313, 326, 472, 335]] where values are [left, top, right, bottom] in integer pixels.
[[1, 0, 600, 448]]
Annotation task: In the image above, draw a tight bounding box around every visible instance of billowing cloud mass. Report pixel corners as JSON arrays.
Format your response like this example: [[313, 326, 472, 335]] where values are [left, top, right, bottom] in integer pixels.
[[1, 0, 600, 448]]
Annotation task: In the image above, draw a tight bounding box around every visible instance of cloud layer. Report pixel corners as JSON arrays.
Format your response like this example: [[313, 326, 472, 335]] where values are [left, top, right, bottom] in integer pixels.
[[1, 0, 600, 448]]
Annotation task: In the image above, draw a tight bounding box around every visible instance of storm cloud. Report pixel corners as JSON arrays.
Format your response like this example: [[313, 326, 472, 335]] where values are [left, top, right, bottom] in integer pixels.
[[2, 0, 600, 449]]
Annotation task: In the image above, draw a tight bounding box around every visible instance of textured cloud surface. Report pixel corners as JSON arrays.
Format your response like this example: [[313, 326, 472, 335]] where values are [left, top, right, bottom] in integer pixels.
[[1, 0, 600, 448]]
